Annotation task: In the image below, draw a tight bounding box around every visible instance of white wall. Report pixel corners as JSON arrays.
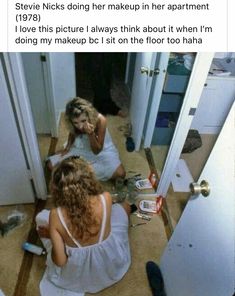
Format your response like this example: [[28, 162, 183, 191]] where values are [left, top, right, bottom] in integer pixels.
[[49, 53, 76, 122], [214, 52, 235, 59]]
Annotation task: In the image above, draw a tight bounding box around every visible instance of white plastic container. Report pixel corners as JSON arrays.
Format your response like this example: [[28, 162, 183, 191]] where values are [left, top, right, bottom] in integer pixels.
[[22, 242, 46, 255]]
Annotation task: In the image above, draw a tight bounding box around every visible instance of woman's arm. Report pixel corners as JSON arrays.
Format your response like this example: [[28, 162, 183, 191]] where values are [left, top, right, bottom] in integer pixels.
[[49, 209, 68, 267], [60, 133, 75, 156], [85, 115, 107, 154]]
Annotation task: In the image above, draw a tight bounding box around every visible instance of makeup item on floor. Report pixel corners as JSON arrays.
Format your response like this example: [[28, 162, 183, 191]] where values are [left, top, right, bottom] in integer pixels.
[[111, 192, 126, 203], [135, 178, 153, 190], [139, 200, 157, 214], [130, 222, 147, 227], [134, 212, 152, 221], [22, 242, 46, 255], [126, 191, 138, 204], [115, 177, 125, 191], [126, 179, 138, 203], [125, 136, 135, 152], [130, 204, 138, 213], [124, 175, 142, 186], [127, 178, 135, 190]]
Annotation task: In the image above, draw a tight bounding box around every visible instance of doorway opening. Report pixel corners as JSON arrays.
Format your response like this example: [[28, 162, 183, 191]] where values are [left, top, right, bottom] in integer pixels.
[[74, 53, 130, 116]]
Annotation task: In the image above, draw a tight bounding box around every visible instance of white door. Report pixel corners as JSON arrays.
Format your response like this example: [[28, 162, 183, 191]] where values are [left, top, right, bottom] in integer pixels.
[[21, 53, 51, 134], [160, 101, 235, 296], [156, 53, 214, 197], [0, 57, 35, 205], [130, 53, 157, 151]]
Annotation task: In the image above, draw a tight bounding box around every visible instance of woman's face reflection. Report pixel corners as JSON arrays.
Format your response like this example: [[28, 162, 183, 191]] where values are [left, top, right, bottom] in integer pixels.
[[71, 113, 88, 131]]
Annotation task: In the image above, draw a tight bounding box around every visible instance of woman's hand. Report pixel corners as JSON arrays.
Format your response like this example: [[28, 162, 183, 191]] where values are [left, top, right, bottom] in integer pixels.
[[83, 122, 95, 135], [37, 225, 50, 238], [87, 114, 106, 154]]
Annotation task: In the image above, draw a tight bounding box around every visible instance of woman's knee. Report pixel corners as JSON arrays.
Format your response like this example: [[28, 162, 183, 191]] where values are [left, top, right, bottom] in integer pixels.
[[120, 202, 131, 217], [112, 164, 126, 180], [35, 209, 50, 228], [46, 160, 53, 171]]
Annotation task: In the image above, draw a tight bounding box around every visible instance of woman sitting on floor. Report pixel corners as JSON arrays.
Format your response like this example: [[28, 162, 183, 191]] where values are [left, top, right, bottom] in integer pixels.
[[37, 157, 131, 295], [47, 97, 125, 181]]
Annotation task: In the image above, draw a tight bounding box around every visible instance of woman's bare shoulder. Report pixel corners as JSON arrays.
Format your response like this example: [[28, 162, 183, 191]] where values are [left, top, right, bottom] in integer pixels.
[[102, 191, 112, 205], [97, 113, 107, 127], [50, 207, 66, 227]]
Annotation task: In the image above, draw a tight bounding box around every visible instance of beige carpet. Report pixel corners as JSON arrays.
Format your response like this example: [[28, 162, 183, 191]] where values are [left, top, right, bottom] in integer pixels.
[[37, 134, 51, 163], [150, 145, 169, 176], [181, 134, 217, 181], [0, 205, 35, 295]]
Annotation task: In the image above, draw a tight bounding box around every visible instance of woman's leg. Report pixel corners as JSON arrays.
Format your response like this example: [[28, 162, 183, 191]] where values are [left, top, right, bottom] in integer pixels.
[[111, 164, 126, 180], [46, 160, 53, 171]]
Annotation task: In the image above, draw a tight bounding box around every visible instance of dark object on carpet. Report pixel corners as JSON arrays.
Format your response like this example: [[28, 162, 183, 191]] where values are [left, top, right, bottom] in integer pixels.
[[182, 129, 202, 153], [130, 204, 138, 213], [126, 137, 135, 152], [146, 261, 166, 296], [0, 216, 21, 236]]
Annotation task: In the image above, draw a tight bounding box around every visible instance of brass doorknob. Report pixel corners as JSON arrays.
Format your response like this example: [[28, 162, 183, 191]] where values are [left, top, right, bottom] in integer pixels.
[[140, 66, 149, 75], [189, 180, 210, 197]]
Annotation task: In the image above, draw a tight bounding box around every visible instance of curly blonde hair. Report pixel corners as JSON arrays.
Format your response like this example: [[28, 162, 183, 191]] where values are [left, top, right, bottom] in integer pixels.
[[65, 97, 99, 134], [50, 157, 104, 240]]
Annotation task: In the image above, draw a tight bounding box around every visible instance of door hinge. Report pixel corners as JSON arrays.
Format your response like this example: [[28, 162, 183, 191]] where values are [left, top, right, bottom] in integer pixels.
[[40, 54, 46, 62]]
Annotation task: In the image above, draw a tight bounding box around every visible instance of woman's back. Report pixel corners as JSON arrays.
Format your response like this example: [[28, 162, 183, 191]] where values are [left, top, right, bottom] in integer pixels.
[[53, 192, 112, 248], [39, 157, 130, 294], [46, 194, 131, 294]]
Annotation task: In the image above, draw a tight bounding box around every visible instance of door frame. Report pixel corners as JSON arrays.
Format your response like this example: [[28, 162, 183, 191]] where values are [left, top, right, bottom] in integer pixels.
[[130, 52, 158, 151], [143, 52, 170, 147], [156, 53, 214, 197], [125, 53, 131, 84], [3, 53, 47, 199], [42, 52, 58, 137]]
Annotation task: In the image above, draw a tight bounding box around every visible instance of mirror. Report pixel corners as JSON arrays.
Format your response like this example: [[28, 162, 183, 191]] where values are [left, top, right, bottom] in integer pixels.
[[21, 52, 128, 166], [21, 51, 235, 224], [21, 52, 235, 187], [146, 52, 197, 174]]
